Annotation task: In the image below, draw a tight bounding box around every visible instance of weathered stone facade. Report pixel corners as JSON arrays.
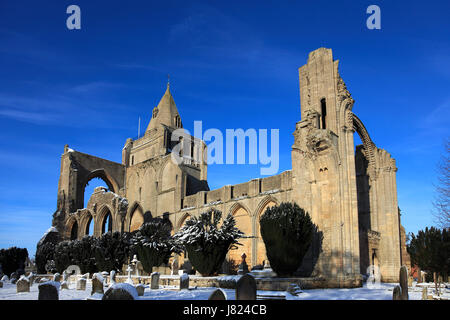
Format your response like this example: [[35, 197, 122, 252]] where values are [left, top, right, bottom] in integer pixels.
[[51, 48, 407, 286]]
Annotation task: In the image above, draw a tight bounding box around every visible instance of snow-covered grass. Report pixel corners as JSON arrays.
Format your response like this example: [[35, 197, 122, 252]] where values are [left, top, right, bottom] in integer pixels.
[[0, 280, 448, 300]]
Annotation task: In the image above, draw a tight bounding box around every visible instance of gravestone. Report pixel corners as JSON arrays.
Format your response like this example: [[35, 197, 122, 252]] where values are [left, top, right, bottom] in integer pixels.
[[1, 275, 8, 282], [135, 261, 144, 277], [422, 287, 428, 300], [76, 277, 86, 291], [101, 271, 109, 286], [151, 272, 160, 290], [399, 265, 409, 300], [53, 273, 61, 282], [181, 260, 193, 275], [102, 283, 138, 300], [26, 272, 35, 286], [38, 281, 60, 300], [91, 273, 104, 295], [408, 276, 413, 288], [171, 258, 179, 276], [135, 284, 145, 296], [179, 273, 189, 290], [65, 265, 81, 276], [110, 270, 117, 286], [61, 271, 69, 290], [237, 253, 249, 275], [236, 274, 256, 300], [287, 283, 302, 296], [10, 272, 18, 284], [392, 285, 402, 300], [208, 288, 227, 300], [16, 276, 30, 293]]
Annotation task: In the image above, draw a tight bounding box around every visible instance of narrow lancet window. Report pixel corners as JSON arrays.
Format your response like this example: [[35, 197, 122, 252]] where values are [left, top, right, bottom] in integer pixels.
[[321, 98, 327, 129]]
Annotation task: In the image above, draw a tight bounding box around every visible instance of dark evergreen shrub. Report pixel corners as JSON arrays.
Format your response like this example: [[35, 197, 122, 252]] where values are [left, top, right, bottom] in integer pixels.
[[0, 247, 28, 276], [173, 209, 244, 276], [94, 231, 131, 272], [35, 227, 60, 274], [35, 242, 55, 274], [71, 236, 97, 274], [131, 218, 181, 273], [260, 202, 314, 276], [407, 227, 450, 281], [54, 241, 74, 273]]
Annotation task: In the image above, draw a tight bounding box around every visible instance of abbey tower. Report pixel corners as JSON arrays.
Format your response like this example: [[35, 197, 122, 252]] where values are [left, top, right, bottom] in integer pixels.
[[51, 48, 406, 286]]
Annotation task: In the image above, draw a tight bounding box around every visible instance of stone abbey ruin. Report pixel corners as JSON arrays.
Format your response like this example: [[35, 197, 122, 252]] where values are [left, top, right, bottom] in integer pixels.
[[50, 48, 409, 287]]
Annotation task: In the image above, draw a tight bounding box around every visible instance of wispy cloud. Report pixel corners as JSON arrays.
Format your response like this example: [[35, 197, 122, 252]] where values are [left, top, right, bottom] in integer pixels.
[[69, 81, 125, 94]]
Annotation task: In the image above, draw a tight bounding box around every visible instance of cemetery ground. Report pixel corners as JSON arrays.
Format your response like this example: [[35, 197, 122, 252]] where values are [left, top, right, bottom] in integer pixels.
[[0, 275, 448, 300]]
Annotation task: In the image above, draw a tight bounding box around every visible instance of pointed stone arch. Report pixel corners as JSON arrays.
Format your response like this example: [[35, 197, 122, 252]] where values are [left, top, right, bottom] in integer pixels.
[[176, 212, 191, 231], [80, 168, 121, 210], [95, 204, 114, 236], [227, 202, 253, 270], [255, 196, 279, 266], [352, 113, 377, 172], [78, 209, 94, 237], [126, 201, 145, 232], [65, 215, 79, 240]]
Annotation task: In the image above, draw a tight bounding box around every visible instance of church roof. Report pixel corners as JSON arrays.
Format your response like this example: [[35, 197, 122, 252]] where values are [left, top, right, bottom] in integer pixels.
[[146, 83, 182, 132]]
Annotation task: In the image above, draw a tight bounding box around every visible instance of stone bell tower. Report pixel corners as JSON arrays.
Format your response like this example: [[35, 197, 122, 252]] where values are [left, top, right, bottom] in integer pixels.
[[292, 48, 362, 286]]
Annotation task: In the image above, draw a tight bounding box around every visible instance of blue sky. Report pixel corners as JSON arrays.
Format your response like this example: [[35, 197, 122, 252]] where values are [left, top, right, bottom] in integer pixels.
[[0, 0, 449, 257]]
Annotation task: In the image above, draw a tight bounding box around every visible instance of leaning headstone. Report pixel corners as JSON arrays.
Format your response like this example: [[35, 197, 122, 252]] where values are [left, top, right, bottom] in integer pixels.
[[393, 285, 402, 300], [237, 253, 249, 275], [236, 273, 256, 300], [1, 275, 9, 282], [399, 265, 409, 300], [102, 283, 138, 300], [151, 272, 160, 290], [135, 284, 146, 296], [16, 276, 30, 293], [38, 281, 60, 300], [179, 273, 189, 290], [208, 288, 227, 300], [91, 273, 104, 295]]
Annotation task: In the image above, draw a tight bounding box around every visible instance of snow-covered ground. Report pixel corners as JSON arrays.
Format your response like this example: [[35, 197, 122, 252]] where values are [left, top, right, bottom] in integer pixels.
[[0, 280, 448, 300]]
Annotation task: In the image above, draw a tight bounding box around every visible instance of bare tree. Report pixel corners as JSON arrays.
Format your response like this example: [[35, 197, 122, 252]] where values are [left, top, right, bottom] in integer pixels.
[[433, 139, 450, 229]]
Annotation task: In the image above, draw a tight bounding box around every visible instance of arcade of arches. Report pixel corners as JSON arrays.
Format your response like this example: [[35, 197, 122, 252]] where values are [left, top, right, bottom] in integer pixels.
[[52, 47, 409, 285]]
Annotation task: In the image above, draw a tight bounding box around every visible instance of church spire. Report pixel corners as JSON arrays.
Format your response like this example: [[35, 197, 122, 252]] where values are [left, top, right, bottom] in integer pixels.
[[146, 80, 182, 133]]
